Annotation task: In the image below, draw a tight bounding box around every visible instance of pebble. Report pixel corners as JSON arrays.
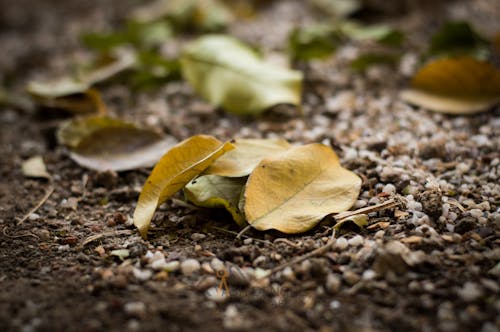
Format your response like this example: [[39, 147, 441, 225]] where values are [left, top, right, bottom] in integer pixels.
[[362, 269, 376, 280], [210, 258, 225, 273], [28, 213, 40, 221], [457, 282, 483, 302], [164, 260, 180, 272], [133, 268, 152, 282], [151, 258, 168, 271], [181, 259, 200, 276], [382, 183, 396, 194], [124, 302, 146, 319], [191, 233, 206, 241], [343, 270, 360, 285], [469, 209, 483, 218], [334, 237, 348, 251], [325, 273, 341, 293], [348, 235, 364, 247], [281, 267, 295, 281]]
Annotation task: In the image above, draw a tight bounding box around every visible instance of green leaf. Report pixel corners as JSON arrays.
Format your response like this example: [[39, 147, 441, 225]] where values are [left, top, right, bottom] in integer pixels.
[[130, 0, 233, 32], [311, 0, 360, 18], [184, 175, 247, 227], [340, 22, 404, 46], [350, 53, 400, 72], [180, 35, 303, 115], [288, 24, 340, 61], [429, 21, 489, 59]]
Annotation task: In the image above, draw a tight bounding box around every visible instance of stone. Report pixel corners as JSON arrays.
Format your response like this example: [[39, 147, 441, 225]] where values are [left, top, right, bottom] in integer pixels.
[[181, 259, 200, 276]]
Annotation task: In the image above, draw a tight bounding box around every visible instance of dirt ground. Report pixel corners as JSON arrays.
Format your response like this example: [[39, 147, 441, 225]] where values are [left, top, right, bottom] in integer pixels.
[[0, 0, 499, 331]]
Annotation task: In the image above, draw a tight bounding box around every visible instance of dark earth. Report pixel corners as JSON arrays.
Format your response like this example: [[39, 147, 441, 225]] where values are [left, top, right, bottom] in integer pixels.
[[0, 0, 499, 331]]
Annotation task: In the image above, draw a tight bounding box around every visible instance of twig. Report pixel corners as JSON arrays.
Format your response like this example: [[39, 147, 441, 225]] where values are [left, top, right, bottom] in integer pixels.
[[236, 225, 252, 239], [3, 226, 39, 240], [334, 198, 399, 222], [274, 238, 301, 249], [210, 226, 271, 245], [80, 229, 134, 248], [265, 230, 337, 278], [17, 185, 54, 225]]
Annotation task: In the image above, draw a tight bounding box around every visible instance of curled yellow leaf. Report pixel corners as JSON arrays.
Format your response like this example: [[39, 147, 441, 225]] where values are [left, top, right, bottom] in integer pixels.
[[133, 135, 234, 238], [401, 56, 500, 114], [205, 138, 291, 177], [244, 143, 362, 234]]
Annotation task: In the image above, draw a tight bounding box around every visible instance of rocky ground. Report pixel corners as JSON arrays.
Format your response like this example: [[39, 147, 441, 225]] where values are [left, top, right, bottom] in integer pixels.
[[0, 0, 499, 331]]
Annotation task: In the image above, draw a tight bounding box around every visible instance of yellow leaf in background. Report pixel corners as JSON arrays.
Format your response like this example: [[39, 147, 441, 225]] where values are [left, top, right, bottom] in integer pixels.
[[181, 35, 302, 115], [57, 116, 176, 172], [400, 56, 500, 114], [22, 156, 51, 180], [205, 138, 291, 177], [184, 174, 247, 227], [133, 135, 234, 238], [244, 144, 362, 234]]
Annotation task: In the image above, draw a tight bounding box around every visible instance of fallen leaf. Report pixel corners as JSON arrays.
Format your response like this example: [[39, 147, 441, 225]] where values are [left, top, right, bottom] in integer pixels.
[[133, 135, 234, 238], [350, 53, 400, 72], [429, 21, 489, 59], [205, 138, 291, 177], [311, 0, 360, 18], [130, 0, 233, 32], [288, 24, 340, 61], [181, 35, 303, 115], [400, 56, 500, 114], [57, 116, 176, 171], [22, 156, 51, 180], [27, 48, 136, 100], [340, 22, 404, 46], [334, 214, 368, 232], [244, 143, 362, 234], [184, 175, 247, 226]]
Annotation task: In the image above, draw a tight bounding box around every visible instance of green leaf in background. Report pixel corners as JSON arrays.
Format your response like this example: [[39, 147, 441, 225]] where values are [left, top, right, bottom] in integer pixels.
[[130, 0, 233, 32], [429, 21, 489, 59], [311, 0, 360, 18], [340, 22, 404, 47], [184, 174, 247, 227], [180, 35, 303, 115], [288, 24, 340, 61], [350, 53, 400, 72]]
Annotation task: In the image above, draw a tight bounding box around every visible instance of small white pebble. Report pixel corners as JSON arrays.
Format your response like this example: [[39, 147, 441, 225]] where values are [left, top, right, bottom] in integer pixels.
[[181, 259, 200, 276], [329, 300, 341, 309], [348, 235, 364, 247], [132, 268, 152, 281], [243, 238, 253, 245], [28, 213, 40, 221], [469, 209, 483, 218], [382, 184, 396, 194], [151, 258, 168, 271], [457, 282, 483, 302], [362, 269, 376, 280], [374, 230, 385, 239], [334, 237, 348, 251], [150, 251, 164, 263], [325, 273, 341, 293], [282, 267, 295, 281], [124, 302, 146, 318]]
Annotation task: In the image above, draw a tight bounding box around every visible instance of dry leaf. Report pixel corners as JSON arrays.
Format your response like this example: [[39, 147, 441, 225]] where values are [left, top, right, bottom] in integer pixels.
[[244, 143, 362, 234], [133, 135, 234, 238], [184, 174, 247, 226], [181, 35, 302, 115], [21, 156, 51, 180], [334, 214, 368, 232], [205, 138, 291, 177], [57, 116, 176, 172], [400, 56, 500, 114]]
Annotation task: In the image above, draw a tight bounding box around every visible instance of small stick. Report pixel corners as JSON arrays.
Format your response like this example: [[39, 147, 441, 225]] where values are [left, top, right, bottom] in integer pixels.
[[3, 226, 39, 240], [17, 185, 54, 225], [211, 226, 271, 245], [236, 224, 252, 239], [80, 229, 134, 247], [266, 230, 337, 277], [334, 198, 398, 222], [274, 238, 301, 249]]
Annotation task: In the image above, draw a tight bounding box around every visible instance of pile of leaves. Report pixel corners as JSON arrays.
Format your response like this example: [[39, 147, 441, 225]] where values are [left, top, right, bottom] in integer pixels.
[[132, 135, 361, 238]]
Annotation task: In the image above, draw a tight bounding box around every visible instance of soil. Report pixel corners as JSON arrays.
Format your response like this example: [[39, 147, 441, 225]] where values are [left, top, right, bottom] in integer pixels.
[[0, 1, 499, 331]]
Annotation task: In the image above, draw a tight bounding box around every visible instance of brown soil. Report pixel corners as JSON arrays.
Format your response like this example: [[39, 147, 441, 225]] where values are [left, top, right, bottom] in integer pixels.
[[1, 1, 499, 331]]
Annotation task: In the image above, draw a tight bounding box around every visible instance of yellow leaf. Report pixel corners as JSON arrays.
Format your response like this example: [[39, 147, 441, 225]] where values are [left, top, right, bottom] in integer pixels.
[[244, 143, 362, 234], [205, 138, 291, 177], [400, 56, 500, 114], [184, 175, 247, 227], [133, 135, 234, 238]]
